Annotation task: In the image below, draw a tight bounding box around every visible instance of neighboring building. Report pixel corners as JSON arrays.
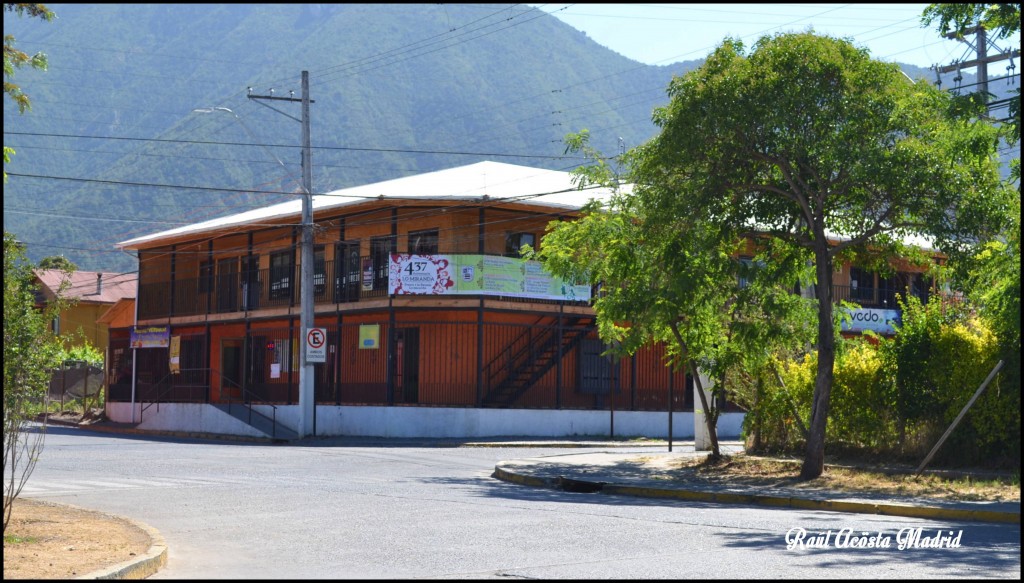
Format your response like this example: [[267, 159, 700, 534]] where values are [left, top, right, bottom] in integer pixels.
[[111, 161, 940, 440], [33, 269, 138, 353], [97, 296, 137, 397], [738, 235, 944, 339]]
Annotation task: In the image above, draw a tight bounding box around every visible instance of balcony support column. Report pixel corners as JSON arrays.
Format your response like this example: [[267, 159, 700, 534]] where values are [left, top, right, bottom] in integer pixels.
[[206, 242, 213, 315], [556, 304, 563, 409], [169, 245, 176, 318], [476, 206, 485, 407]]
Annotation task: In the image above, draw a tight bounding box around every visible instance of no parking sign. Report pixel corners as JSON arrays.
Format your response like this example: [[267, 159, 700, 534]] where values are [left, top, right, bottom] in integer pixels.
[[305, 327, 327, 363]]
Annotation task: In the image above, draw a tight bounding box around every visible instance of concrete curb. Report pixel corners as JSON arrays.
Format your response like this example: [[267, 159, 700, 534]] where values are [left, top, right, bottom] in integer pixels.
[[493, 463, 1021, 525], [77, 516, 168, 580], [19, 499, 169, 580], [463, 441, 673, 448]]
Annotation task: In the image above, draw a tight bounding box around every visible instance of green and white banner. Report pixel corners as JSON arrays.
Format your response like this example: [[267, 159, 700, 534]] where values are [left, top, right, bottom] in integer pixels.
[[388, 254, 590, 302]]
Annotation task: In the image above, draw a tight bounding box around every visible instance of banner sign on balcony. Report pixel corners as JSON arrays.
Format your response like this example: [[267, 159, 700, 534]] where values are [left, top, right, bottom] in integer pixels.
[[361, 258, 374, 291], [388, 254, 590, 302], [169, 335, 181, 373], [840, 307, 901, 335], [130, 325, 170, 349]]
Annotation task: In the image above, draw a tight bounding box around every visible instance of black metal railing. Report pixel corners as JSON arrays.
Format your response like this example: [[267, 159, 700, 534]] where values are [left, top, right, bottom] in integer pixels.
[[216, 370, 289, 439], [113, 318, 713, 412], [832, 284, 929, 309], [137, 371, 181, 424]]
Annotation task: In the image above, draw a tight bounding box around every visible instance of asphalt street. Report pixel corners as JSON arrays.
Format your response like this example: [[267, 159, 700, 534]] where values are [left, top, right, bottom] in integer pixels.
[[19, 426, 1021, 579]]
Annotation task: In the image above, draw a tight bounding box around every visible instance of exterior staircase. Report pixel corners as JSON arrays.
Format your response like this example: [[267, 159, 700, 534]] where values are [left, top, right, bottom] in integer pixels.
[[212, 403, 298, 441], [482, 316, 593, 407]]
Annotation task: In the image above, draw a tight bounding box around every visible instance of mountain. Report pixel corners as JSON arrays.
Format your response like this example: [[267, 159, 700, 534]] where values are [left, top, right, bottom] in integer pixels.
[[2, 4, 1007, 272]]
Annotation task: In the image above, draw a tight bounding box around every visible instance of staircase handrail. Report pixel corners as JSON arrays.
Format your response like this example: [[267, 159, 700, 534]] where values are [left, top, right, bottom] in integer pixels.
[[212, 369, 285, 440]]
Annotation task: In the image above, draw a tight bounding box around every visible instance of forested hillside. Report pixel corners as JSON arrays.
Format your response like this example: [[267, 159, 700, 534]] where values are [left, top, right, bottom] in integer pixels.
[[2, 4, 994, 272]]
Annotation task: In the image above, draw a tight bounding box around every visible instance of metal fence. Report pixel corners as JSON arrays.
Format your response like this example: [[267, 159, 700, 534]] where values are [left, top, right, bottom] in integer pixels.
[[108, 320, 710, 412]]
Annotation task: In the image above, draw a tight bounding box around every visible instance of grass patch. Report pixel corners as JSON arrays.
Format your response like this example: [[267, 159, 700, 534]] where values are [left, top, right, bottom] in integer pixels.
[[4, 534, 39, 544]]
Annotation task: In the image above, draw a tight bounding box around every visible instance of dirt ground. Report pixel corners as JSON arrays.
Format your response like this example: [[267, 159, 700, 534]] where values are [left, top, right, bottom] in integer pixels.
[[5, 411, 152, 579], [649, 454, 1021, 502], [3, 497, 152, 580]]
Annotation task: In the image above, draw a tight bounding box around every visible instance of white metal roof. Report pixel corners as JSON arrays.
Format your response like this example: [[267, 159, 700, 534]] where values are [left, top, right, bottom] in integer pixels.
[[118, 161, 620, 249], [117, 159, 936, 253]]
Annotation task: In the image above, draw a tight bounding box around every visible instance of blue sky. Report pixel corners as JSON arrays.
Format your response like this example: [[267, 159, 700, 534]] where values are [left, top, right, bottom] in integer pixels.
[[536, 3, 1019, 71]]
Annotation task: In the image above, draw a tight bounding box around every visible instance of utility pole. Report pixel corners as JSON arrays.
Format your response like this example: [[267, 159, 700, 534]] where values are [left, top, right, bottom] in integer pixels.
[[248, 71, 316, 437], [934, 25, 1019, 108]]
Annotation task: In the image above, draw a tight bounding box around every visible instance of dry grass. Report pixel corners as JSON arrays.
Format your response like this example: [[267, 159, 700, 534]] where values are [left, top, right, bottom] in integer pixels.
[[645, 454, 1020, 502], [3, 497, 152, 580]]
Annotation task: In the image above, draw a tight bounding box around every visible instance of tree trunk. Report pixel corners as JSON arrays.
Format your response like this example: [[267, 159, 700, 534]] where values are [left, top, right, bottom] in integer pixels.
[[751, 376, 763, 452], [691, 362, 721, 459], [801, 242, 836, 480]]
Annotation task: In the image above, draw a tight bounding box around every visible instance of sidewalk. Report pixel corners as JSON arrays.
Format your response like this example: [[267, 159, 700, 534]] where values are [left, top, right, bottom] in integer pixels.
[[492, 443, 1021, 525]]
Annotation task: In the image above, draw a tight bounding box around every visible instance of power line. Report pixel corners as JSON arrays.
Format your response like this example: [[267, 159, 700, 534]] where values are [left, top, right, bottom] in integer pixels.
[[3, 131, 592, 160]]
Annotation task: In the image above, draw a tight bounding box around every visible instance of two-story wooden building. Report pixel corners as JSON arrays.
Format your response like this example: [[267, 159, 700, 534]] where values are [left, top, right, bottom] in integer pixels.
[[110, 161, 938, 440], [110, 161, 725, 439]]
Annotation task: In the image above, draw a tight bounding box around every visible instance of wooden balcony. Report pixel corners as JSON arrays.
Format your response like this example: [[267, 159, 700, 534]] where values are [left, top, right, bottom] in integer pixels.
[[137, 255, 592, 321]]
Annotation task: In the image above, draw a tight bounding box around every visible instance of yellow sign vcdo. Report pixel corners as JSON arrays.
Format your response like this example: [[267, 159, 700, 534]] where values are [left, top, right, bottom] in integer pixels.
[[359, 324, 379, 349]]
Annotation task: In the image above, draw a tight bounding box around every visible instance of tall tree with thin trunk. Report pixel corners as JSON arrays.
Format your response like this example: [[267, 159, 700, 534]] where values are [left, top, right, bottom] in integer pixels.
[[537, 133, 816, 458], [3, 232, 69, 533], [630, 32, 1005, 479]]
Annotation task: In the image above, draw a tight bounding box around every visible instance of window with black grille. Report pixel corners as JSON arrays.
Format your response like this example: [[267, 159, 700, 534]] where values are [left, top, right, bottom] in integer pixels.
[[269, 249, 293, 300], [505, 232, 535, 257], [408, 228, 439, 255]]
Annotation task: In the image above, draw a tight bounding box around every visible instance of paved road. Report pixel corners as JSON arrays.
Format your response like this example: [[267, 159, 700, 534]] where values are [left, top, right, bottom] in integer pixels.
[[21, 427, 1021, 579]]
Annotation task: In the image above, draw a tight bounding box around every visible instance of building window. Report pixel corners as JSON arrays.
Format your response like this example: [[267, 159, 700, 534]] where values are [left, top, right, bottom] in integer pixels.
[[335, 241, 360, 302], [314, 245, 326, 295], [505, 232, 535, 257], [273, 337, 291, 373], [370, 236, 393, 290], [737, 256, 761, 289], [241, 255, 260, 311], [199, 260, 214, 293], [269, 249, 294, 300], [878, 273, 898, 308], [408, 228, 439, 255], [850, 267, 875, 302], [909, 273, 931, 304]]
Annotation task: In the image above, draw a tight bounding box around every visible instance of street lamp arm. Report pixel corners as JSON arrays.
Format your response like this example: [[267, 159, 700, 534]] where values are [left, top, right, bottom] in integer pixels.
[[192, 107, 307, 195]]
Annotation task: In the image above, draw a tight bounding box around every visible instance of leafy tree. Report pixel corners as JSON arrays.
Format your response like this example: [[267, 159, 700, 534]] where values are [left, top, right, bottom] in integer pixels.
[[629, 32, 1004, 479], [3, 3, 54, 181], [923, 3, 1020, 154], [923, 3, 1021, 408], [3, 3, 52, 112], [3, 231, 68, 533], [922, 3, 1020, 40], [37, 254, 78, 272], [538, 132, 815, 458]]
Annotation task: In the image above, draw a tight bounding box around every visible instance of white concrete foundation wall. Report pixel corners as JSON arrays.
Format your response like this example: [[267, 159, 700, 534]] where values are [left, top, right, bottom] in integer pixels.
[[106, 402, 265, 437], [107, 402, 744, 440]]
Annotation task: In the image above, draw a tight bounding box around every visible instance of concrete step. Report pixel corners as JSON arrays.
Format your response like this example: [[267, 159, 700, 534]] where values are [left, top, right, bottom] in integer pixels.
[[211, 404, 298, 441]]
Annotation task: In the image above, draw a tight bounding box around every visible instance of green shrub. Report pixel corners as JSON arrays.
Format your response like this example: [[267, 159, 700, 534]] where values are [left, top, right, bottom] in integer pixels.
[[749, 295, 1017, 468], [743, 354, 814, 455], [828, 338, 894, 451]]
